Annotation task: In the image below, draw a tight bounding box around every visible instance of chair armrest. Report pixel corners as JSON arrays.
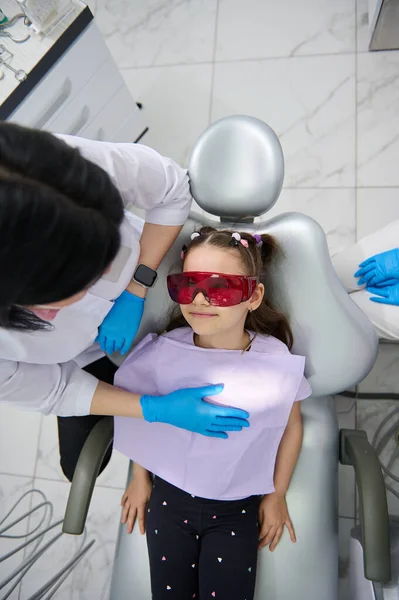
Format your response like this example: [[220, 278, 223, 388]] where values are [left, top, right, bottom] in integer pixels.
[[62, 417, 114, 535], [340, 428, 391, 583]]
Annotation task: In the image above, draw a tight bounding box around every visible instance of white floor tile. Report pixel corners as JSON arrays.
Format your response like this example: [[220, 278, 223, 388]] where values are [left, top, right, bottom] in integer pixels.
[[0, 474, 33, 600], [357, 51, 399, 187], [335, 395, 357, 418], [36, 414, 130, 489], [358, 343, 399, 394], [19, 478, 122, 600], [267, 188, 356, 255], [121, 63, 213, 168], [21, 479, 77, 600], [0, 405, 42, 478], [336, 397, 356, 518], [92, 0, 218, 68], [215, 0, 355, 61], [212, 54, 356, 188], [356, 188, 399, 240], [35, 414, 64, 481]]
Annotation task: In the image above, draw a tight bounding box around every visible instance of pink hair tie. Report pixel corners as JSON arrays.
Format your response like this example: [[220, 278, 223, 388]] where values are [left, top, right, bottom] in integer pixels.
[[229, 232, 249, 248]]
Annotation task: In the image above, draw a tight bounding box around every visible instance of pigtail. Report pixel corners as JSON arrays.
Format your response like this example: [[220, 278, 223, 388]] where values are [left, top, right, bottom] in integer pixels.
[[245, 231, 293, 348], [259, 233, 279, 265]]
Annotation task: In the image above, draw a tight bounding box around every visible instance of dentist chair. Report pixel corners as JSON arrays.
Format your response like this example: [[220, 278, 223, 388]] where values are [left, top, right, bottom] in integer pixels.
[[62, 116, 390, 600]]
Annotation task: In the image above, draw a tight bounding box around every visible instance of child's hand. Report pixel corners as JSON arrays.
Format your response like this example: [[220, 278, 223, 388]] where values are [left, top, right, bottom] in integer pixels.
[[120, 472, 152, 534], [258, 492, 296, 551]]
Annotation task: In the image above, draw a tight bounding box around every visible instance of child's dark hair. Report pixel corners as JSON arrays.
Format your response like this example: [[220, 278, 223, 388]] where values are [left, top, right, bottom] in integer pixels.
[[166, 226, 293, 349]]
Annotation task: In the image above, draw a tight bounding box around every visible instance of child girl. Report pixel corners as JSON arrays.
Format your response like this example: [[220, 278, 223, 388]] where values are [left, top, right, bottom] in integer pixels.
[[113, 227, 311, 600]]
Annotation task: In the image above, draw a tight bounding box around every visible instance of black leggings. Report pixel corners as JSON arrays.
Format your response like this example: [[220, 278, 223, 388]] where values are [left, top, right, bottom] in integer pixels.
[[146, 477, 261, 600], [57, 357, 117, 482]]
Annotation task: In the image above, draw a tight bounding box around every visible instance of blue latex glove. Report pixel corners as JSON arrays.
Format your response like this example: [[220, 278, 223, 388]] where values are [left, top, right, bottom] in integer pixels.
[[371, 279, 399, 288], [367, 283, 399, 306], [96, 291, 145, 355], [140, 384, 250, 439], [355, 248, 399, 287]]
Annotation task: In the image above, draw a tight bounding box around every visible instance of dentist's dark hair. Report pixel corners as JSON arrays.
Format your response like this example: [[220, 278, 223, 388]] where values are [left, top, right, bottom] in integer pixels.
[[0, 123, 124, 331]]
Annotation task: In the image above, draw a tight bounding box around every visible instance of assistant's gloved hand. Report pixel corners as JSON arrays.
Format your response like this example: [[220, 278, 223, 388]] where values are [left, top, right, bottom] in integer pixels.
[[96, 291, 145, 356], [140, 384, 250, 439], [355, 248, 399, 287], [367, 283, 399, 306]]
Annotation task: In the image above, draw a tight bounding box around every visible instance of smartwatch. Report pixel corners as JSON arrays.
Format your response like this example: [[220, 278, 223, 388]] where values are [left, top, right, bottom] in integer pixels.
[[133, 264, 158, 288]]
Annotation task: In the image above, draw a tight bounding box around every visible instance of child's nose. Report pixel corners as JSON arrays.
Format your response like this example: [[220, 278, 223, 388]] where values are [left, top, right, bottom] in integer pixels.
[[192, 290, 210, 305]]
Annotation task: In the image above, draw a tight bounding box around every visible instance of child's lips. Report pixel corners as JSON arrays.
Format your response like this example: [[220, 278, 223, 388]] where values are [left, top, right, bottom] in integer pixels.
[[190, 312, 217, 318]]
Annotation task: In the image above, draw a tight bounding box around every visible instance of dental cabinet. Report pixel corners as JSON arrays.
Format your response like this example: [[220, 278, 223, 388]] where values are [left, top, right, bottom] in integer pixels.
[[0, 0, 147, 144]]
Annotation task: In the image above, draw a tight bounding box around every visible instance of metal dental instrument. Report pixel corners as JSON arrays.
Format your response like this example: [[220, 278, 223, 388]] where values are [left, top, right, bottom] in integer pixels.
[[0, 57, 27, 80], [0, 13, 30, 43], [0, 44, 27, 81]]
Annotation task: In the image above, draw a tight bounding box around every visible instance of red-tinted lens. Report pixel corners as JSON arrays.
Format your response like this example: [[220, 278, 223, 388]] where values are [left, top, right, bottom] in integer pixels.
[[167, 272, 257, 307]]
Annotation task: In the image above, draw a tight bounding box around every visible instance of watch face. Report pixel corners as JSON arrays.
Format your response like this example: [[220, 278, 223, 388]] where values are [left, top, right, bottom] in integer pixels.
[[135, 264, 157, 287]]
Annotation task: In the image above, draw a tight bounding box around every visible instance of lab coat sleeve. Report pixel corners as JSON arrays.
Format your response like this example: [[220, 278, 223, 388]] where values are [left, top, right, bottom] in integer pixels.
[[55, 135, 192, 226], [0, 358, 99, 416]]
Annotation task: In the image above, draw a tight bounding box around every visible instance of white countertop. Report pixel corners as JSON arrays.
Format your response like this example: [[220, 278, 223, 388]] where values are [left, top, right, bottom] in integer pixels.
[[0, 0, 87, 107]]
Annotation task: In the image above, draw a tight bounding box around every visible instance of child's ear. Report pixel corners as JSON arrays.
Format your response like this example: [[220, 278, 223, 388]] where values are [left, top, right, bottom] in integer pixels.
[[249, 283, 264, 311]]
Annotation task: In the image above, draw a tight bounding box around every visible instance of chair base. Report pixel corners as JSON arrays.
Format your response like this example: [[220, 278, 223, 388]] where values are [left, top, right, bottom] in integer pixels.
[[110, 397, 339, 600]]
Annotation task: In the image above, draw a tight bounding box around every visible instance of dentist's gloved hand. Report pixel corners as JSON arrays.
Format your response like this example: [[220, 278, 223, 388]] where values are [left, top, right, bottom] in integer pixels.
[[355, 248, 399, 287], [140, 384, 250, 439], [367, 283, 399, 306], [96, 291, 145, 356]]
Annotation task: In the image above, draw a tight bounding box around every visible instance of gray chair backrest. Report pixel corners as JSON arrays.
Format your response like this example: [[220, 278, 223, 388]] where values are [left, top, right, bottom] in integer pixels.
[[134, 116, 378, 396]]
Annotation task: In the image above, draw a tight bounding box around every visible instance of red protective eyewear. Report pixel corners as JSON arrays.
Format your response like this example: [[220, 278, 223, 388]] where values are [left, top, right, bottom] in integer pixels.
[[167, 271, 258, 307]]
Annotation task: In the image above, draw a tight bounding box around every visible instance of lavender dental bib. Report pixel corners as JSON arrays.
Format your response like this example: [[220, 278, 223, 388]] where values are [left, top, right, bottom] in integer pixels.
[[114, 328, 311, 500]]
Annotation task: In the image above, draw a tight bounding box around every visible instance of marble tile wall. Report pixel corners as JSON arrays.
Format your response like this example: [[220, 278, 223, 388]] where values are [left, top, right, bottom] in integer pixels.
[[2, 0, 399, 598]]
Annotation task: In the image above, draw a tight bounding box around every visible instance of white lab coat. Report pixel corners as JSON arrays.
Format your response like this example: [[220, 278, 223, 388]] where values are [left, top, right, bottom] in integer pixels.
[[0, 135, 192, 416]]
